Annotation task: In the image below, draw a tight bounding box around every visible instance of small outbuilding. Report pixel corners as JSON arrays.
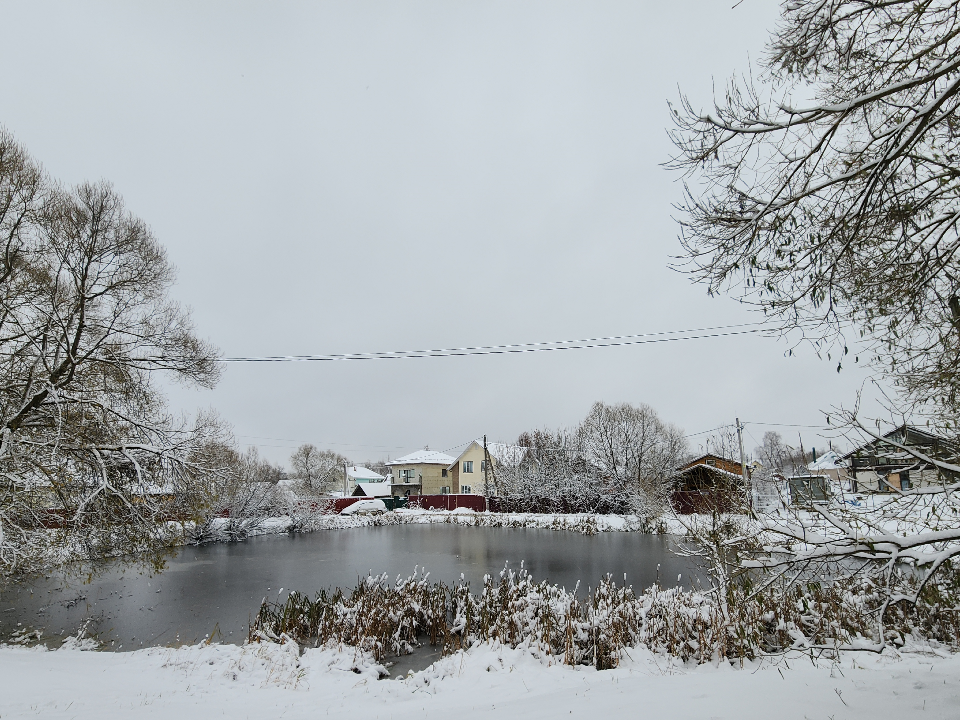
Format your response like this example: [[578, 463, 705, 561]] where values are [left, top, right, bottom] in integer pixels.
[[671, 454, 746, 514]]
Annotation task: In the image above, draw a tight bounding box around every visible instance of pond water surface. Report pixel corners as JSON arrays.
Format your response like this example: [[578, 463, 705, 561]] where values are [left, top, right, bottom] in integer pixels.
[[0, 526, 701, 651]]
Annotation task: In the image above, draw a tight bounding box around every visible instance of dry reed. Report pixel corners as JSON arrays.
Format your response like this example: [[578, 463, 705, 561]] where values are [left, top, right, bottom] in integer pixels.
[[250, 564, 960, 668]]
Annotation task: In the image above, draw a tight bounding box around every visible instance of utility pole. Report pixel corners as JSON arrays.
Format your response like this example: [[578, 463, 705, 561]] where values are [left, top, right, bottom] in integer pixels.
[[483, 434, 490, 498], [736, 417, 750, 508]]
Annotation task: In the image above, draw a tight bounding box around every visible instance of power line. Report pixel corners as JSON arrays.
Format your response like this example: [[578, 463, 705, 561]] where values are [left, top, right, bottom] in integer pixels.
[[220, 322, 764, 362], [683, 423, 735, 439], [743, 421, 829, 429], [235, 434, 410, 451]]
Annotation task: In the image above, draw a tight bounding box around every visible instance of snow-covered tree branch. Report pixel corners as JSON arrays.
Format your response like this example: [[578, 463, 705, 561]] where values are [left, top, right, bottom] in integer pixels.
[[0, 129, 225, 573], [669, 0, 960, 426]]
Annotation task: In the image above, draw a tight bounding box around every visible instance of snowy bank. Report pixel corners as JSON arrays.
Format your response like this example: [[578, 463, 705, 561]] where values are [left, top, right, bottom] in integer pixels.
[[200, 509, 664, 541], [1, 638, 957, 719]]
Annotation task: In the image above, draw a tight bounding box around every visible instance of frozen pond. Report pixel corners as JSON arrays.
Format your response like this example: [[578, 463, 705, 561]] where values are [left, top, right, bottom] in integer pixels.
[[0, 525, 701, 651]]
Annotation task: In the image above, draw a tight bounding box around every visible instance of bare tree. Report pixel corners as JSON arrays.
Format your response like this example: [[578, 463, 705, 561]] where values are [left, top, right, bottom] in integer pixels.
[[754, 431, 806, 475], [500, 428, 613, 513], [496, 402, 686, 519], [669, 1, 960, 426], [190, 445, 283, 544], [0, 130, 222, 573], [289, 444, 350, 494], [698, 425, 744, 464], [577, 401, 687, 515]]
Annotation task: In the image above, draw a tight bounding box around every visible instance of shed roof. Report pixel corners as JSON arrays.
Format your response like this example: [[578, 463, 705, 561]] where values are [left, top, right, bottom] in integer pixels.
[[352, 482, 393, 497]]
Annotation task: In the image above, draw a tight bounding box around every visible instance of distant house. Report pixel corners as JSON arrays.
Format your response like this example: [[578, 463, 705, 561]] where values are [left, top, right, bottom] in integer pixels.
[[842, 425, 960, 492], [806, 450, 846, 483], [671, 454, 745, 514], [386, 449, 457, 497], [446, 440, 526, 495], [346, 465, 385, 491]]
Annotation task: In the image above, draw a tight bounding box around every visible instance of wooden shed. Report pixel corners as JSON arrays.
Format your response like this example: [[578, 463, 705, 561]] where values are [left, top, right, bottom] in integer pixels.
[[671, 454, 746, 514]]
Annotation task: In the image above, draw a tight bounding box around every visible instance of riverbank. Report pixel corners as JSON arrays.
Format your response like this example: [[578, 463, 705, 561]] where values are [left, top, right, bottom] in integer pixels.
[[1, 637, 956, 719], [219, 508, 672, 543]]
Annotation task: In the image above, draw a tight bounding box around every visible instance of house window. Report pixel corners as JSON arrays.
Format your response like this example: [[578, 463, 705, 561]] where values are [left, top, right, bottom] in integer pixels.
[[900, 471, 911, 491], [481, 460, 488, 471], [440, 486, 451, 495], [442, 468, 448, 477], [403, 469, 416, 482], [461, 485, 472, 494], [463, 461, 474, 473], [706, 459, 716, 466]]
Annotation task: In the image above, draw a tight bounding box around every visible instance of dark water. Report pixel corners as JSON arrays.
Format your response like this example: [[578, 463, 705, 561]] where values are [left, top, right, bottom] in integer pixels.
[[0, 526, 700, 651]]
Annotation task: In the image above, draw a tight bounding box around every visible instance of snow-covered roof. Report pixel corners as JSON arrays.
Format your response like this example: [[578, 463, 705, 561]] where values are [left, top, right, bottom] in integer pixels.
[[346, 465, 385, 481], [483, 440, 527, 467], [386, 450, 456, 466], [672, 462, 743, 481], [352, 482, 393, 497], [448, 440, 527, 469], [807, 450, 845, 471]]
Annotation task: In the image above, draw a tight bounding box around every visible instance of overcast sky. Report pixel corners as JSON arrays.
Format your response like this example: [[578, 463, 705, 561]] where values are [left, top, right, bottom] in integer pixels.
[[0, 1, 886, 465]]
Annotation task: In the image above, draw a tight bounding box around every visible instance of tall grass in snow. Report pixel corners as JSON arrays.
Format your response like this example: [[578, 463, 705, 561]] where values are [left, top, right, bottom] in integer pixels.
[[249, 564, 960, 668]]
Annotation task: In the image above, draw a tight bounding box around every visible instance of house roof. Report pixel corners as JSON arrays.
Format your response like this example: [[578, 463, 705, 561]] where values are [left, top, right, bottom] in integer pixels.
[[807, 450, 845, 471], [447, 440, 527, 470], [386, 450, 456, 466], [675, 464, 744, 482], [346, 465, 385, 481], [677, 454, 741, 472], [841, 424, 958, 460], [352, 481, 393, 497]]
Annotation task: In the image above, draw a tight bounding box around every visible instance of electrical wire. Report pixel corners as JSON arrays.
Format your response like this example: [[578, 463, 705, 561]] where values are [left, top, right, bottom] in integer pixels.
[[743, 421, 829, 429], [219, 322, 764, 362], [235, 434, 411, 451]]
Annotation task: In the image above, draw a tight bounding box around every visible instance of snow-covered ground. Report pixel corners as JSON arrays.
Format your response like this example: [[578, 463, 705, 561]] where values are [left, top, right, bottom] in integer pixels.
[[228, 509, 664, 540], [1, 638, 957, 719]]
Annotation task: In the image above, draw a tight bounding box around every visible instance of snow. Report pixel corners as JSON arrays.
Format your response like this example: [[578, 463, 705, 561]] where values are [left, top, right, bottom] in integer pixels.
[[1, 638, 957, 719], [449, 440, 527, 468], [387, 450, 457, 466], [483, 441, 526, 466], [352, 481, 392, 497], [346, 465, 385, 481], [808, 450, 845, 471], [340, 499, 387, 515]]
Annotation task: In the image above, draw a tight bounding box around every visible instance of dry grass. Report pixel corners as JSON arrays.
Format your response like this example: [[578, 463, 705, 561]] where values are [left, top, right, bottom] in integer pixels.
[[249, 564, 960, 668]]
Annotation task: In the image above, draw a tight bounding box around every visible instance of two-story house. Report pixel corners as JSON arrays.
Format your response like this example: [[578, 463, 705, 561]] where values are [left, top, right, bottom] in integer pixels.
[[386, 449, 457, 497], [446, 440, 526, 494]]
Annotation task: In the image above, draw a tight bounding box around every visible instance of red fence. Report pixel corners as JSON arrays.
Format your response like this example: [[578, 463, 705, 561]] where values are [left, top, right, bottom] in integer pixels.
[[407, 494, 488, 512]]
